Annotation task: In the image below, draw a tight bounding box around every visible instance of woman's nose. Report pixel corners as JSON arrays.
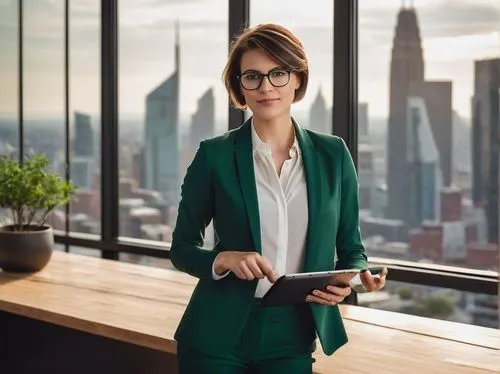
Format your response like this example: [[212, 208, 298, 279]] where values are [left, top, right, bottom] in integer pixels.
[[259, 76, 273, 92]]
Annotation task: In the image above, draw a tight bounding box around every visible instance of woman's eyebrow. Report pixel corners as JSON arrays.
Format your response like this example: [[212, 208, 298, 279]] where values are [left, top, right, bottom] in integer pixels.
[[240, 69, 262, 75], [240, 66, 285, 75]]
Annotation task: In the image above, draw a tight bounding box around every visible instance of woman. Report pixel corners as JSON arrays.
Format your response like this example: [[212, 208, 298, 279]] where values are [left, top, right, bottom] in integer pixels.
[[170, 23, 387, 374]]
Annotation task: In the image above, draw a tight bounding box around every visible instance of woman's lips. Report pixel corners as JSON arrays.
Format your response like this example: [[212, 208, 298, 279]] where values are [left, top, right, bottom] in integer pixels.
[[256, 98, 280, 105]]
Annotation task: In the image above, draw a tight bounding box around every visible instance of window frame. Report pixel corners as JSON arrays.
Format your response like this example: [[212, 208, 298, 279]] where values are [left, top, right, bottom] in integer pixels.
[[6, 0, 495, 298]]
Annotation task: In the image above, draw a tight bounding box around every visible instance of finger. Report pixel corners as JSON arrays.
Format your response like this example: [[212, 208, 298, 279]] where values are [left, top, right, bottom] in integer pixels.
[[238, 262, 255, 280], [312, 289, 344, 304], [256, 256, 278, 283], [375, 276, 387, 288], [326, 285, 352, 297], [364, 282, 377, 292], [306, 294, 340, 306], [246, 259, 265, 279], [360, 272, 377, 290], [256, 255, 274, 276], [370, 272, 387, 290], [266, 270, 279, 283], [360, 270, 374, 282], [232, 268, 247, 280]]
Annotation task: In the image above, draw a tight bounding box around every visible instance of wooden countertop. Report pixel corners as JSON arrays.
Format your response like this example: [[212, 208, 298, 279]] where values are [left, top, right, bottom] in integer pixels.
[[0, 251, 499, 374]]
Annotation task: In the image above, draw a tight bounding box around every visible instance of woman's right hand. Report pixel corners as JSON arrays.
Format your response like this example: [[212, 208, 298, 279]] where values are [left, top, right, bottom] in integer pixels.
[[214, 251, 278, 283]]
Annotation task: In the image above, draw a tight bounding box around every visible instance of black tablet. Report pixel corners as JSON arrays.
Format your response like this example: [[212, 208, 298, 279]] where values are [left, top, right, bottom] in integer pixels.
[[258, 269, 360, 307]]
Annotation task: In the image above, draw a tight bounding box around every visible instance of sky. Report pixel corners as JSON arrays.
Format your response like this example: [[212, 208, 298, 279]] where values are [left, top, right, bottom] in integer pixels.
[[0, 0, 499, 123]]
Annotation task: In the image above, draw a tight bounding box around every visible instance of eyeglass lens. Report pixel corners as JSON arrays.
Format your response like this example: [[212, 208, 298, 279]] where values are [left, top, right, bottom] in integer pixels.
[[240, 69, 290, 90]]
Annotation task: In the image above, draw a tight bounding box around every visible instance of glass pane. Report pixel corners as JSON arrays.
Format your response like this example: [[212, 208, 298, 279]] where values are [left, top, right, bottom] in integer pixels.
[[358, 280, 498, 329], [23, 0, 65, 229], [69, 245, 101, 258], [119, 252, 175, 270], [54, 243, 102, 258], [54, 243, 66, 252], [359, 1, 500, 273], [250, 0, 334, 135], [23, 0, 64, 161], [0, 1, 18, 226], [118, 0, 228, 262], [67, 0, 101, 235]]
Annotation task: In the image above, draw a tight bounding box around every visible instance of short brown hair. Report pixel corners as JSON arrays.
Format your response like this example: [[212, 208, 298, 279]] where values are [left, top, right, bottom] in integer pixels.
[[223, 23, 309, 110]]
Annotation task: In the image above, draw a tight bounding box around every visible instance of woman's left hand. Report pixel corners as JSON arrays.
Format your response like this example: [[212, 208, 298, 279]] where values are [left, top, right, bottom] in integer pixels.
[[360, 267, 388, 292], [305, 285, 352, 306]]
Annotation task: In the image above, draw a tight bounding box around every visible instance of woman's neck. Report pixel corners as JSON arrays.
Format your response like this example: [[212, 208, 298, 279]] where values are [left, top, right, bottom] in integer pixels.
[[252, 114, 295, 153]]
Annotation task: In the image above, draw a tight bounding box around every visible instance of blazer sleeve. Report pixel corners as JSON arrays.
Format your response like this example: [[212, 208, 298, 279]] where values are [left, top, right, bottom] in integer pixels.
[[170, 140, 221, 280], [335, 138, 369, 271]]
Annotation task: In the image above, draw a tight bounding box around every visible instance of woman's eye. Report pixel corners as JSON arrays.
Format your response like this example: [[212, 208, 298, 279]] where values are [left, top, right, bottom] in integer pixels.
[[271, 70, 286, 77], [245, 74, 260, 81]]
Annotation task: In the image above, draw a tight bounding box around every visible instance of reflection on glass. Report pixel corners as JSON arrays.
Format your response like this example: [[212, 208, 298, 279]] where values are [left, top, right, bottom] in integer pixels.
[[119, 252, 175, 270], [0, 1, 19, 226], [67, 246, 101, 258], [358, 0, 499, 295], [358, 280, 498, 329], [118, 0, 228, 259], [19, 1, 102, 235], [22, 1, 66, 231], [23, 0, 64, 163], [250, 0, 334, 135], [67, 0, 101, 235]]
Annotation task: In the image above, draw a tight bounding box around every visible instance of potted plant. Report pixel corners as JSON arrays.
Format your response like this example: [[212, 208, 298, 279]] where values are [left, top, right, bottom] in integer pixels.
[[0, 153, 77, 272]]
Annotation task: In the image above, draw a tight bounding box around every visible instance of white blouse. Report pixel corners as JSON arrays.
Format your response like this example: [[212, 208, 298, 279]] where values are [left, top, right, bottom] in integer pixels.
[[213, 122, 309, 298]]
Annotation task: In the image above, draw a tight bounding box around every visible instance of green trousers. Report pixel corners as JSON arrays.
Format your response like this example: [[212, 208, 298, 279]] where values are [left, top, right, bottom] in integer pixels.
[[177, 301, 317, 374]]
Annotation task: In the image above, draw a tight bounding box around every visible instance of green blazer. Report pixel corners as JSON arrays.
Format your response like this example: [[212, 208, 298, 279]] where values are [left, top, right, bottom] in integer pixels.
[[170, 117, 368, 356]]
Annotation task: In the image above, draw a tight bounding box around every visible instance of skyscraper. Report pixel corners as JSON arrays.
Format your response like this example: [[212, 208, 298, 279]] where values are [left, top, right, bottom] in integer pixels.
[[406, 97, 442, 227], [419, 81, 453, 187], [471, 58, 500, 244], [358, 102, 369, 140], [387, 5, 452, 225], [69, 157, 95, 189], [358, 143, 375, 211], [144, 21, 180, 206], [133, 147, 145, 188], [308, 88, 329, 133], [74, 111, 94, 158], [190, 87, 215, 148]]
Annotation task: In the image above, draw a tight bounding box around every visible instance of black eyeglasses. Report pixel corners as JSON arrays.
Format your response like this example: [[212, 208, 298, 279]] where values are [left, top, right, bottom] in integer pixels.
[[237, 68, 291, 90]]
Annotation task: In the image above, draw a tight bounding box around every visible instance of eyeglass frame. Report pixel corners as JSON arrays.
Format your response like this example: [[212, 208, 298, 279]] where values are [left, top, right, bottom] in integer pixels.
[[237, 68, 293, 90]]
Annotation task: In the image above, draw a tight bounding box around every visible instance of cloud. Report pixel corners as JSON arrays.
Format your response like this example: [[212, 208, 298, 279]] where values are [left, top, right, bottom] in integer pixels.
[[360, 0, 500, 43], [420, 0, 500, 38], [0, 1, 18, 43], [359, 0, 500, 68], [145, 18, 226, 37], [1, 0, 494, 118], [123, 0, 202, 5]]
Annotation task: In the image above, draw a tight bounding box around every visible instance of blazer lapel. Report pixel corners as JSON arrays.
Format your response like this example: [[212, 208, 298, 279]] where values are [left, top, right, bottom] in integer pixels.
[[293, 119, 324, 272], [234, 119, 262, 254]]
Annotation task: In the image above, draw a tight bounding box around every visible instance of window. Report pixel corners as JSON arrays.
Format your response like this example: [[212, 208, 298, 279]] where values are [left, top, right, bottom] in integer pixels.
[[23, 0, 64, 166], [0, 0, 18, 225], [250, 0, 334, 135], [55, 243, 102, 259], [67, 0, 101, 235], [23, 1, 67, 232], [117, 0, 228, 257], [358, 280, 499, 329], [359, 1, 499, 276], [19, 1, 102, 236], [120, 251, 174, 270]]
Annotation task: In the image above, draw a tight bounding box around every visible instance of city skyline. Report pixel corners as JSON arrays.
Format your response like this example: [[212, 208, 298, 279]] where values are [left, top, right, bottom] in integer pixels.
[[0, 1, 497, 329], [0, 0, 499, 120]]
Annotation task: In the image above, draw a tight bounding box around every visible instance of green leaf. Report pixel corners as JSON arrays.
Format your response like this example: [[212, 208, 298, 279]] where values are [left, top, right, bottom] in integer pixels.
[[0, 153, 77, 230]]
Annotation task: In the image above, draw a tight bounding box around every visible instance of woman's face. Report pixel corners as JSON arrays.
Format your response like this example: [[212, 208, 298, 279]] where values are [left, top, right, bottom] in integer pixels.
[[239, 48, 300, 121]]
